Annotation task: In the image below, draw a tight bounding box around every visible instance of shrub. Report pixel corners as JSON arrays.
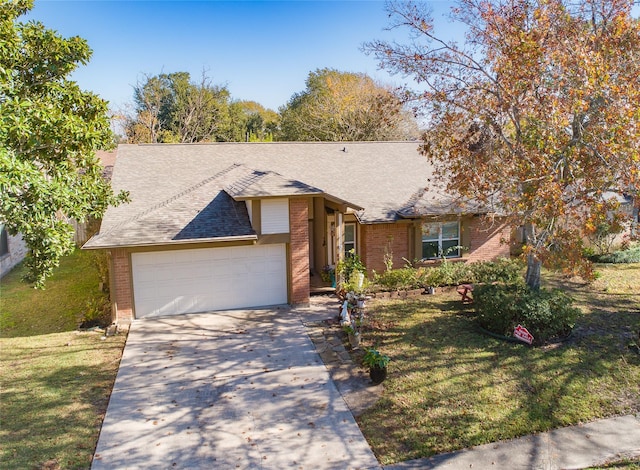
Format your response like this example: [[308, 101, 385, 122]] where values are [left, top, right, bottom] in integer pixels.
[[369, 259, 525, 291], [337, 249, 366, 284], [474, 284, 581, 345], [421, 258, 524, 287], [373, 268, 421, 291], [422, 261, 473, 287], [79, 294, 112, 329], [589, 244, 640, 264], [470, 258, 525, 284]]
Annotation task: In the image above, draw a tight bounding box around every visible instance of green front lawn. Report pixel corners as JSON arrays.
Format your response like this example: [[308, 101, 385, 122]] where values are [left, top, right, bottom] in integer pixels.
[[0, 250, 126, 469], [1, 250, 108, 337], [356, 264, 640, 465]]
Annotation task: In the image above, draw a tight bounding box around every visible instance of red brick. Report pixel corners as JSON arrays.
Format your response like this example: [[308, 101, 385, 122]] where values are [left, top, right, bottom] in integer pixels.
[[361, 224, 410, 274], [289, 198, 310, 305], [110, 248, 133, 323], [466, 218, 511, 262]]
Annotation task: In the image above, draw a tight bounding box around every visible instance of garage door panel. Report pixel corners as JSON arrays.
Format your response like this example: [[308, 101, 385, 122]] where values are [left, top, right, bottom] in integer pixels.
[[132, 244, 287, 318]]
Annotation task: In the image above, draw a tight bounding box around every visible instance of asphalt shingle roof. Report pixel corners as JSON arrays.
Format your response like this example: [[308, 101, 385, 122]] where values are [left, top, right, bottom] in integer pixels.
[[224, 167, 324, 199], [85, 164, 257, 248], [85, 141, 475, 249]]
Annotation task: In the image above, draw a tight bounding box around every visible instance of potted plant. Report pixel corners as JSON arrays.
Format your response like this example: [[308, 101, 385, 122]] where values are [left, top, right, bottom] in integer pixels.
[[321, 265, 335, 284], [342, 324, 360, 349], [362, 348, 390, 384]]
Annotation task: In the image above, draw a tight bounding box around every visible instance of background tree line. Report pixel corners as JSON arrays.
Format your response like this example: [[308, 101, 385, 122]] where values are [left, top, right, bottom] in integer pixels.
[[122, 68, 420, 143]]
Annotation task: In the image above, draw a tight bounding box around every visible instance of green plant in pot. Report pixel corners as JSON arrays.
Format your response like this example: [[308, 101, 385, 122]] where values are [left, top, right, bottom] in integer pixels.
[[343, 324, 360, 349], [362, 348, 390, 384], [320, 265, 335, 283]]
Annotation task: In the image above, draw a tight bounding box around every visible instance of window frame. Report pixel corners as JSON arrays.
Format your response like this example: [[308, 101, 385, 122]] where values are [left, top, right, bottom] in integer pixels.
[[343, 222, 356, 256], [421, 221, 461, 260]]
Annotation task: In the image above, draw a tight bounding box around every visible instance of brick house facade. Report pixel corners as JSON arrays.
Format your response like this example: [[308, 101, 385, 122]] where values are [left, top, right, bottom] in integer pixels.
[[85, 142, 514, 323], [360, 223, 411, 274]]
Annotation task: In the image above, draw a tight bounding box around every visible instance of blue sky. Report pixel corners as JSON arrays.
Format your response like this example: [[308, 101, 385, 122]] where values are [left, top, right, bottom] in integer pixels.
[[27, 1, 638, 115], [24, 1, 460, 113]]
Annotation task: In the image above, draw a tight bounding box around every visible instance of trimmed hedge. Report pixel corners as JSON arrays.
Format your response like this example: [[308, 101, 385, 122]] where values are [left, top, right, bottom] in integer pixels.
[[373, 268, 422, 291], [422, 258, 524, 288], [371, 258, 525, 292], [474, 284, 581, 345]]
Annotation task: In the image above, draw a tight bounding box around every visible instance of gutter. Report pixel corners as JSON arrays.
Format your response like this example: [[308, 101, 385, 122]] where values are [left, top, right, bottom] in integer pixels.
[[82, 234, 258, 250]]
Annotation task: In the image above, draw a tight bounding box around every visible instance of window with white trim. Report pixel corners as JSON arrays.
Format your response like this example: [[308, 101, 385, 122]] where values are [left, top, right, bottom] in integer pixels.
[[344, 223, 356, 256], [422, 221, 460, 259]]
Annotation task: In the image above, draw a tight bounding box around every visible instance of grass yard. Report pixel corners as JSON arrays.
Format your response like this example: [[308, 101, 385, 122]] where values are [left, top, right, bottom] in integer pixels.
[[0, 250, 126, 469], [588, 458, 640, 469], [355, 263, 640, 465], [0, 250, 112, 338]]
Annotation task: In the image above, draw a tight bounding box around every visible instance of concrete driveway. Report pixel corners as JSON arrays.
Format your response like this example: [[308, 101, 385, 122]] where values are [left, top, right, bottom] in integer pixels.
[[92, 306, 380, 469]]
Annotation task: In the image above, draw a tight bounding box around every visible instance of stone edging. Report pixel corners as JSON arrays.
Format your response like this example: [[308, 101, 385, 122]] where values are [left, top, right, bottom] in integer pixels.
[[303, 318, 384, 416]]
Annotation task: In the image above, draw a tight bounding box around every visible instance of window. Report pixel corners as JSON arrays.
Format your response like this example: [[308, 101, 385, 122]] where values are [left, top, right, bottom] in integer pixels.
[[344, 223, 356, 256], [422, 221, 460, 259], [0, 226, 8, 257]]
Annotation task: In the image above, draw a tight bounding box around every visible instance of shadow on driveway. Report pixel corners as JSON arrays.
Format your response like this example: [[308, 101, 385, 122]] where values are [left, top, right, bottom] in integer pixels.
[[92, 307, 380, 469]]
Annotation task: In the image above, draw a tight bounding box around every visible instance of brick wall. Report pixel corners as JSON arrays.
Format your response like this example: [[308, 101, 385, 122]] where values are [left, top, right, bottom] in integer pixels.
[[361, 223, 410, 274], [110, 248, 133, 323], [466, 217, 511, 262], [289, 198, 310, 305]]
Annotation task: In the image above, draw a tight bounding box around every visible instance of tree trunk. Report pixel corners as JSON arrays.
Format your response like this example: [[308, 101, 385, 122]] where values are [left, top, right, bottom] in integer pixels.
[[525, 253, 541, 291]]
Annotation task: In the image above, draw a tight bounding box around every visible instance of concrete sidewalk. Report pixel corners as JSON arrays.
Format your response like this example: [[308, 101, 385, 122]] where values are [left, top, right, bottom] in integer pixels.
[[384, 414, 640, 469]]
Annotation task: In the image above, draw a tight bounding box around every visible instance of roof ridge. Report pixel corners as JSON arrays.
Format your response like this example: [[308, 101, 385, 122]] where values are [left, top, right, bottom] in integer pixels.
[[130, 140, 422, 147], [96, 163, 245, 239], [223, 168, 272, 197]]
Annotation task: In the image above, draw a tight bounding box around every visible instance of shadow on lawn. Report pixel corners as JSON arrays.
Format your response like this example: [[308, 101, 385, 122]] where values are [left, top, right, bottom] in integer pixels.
[[1, 357, 118, 469], [357, 292, 640, 463]]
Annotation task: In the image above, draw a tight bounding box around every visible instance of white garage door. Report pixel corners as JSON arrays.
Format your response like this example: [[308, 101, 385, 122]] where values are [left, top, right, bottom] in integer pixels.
[[131, 244, 287, 318]]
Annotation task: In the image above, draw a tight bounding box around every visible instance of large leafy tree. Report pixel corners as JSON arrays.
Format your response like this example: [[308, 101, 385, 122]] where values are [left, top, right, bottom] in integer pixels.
[[216, 100, 280, 142], [367, 0, 640, 288], [0, 0, 127, 287], [125, 71, 236, 143], [237, 100, 279, 142], [278, 68, 419, 141]]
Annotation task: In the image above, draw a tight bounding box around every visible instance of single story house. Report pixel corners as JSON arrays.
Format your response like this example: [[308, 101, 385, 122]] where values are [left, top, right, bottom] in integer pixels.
[[83, 142, 511, 323]]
